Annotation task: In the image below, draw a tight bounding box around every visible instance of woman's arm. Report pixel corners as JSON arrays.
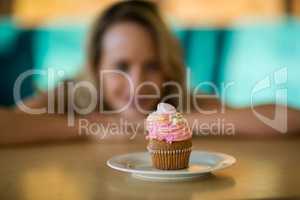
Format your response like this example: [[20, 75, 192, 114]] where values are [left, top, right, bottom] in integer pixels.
[[186, 97, 300, 137], [0, 107, 84, 144], [1, 86, 142, 144]]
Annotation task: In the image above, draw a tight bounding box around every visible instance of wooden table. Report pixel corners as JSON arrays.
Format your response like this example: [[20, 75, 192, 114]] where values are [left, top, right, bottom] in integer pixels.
[[0, 137, 300, 200]]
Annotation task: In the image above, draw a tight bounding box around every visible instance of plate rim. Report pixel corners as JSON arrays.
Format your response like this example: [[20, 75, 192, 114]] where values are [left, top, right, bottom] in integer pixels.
[[106, 150, 236, 175]]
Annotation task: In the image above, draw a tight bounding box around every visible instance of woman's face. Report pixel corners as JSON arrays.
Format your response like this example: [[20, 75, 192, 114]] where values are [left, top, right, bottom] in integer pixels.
[[99, 22, 165, 118]]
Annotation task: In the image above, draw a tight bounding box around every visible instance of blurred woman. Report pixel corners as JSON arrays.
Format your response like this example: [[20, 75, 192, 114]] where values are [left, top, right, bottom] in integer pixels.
[[1, 0, 299, 144]]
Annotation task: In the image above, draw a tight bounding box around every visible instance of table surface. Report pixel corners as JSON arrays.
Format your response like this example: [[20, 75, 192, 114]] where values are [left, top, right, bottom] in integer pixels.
[[0, 137, 300, 200]]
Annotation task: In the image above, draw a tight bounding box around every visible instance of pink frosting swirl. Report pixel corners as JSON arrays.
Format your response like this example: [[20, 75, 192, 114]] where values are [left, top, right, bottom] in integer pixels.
[[146, 103, 192, 143]]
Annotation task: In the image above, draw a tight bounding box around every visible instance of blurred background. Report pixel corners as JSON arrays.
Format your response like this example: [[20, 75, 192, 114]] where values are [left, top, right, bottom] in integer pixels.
[[0, 0, 299, 109]]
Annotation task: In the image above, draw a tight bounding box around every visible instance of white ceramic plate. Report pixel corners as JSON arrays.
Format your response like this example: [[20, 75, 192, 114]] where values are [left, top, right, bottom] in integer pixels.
[[107, 150, 236, 182]]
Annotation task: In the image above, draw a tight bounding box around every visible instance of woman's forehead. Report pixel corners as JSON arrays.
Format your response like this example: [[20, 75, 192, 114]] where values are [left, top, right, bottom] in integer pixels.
[[101, 22, 156, 58]]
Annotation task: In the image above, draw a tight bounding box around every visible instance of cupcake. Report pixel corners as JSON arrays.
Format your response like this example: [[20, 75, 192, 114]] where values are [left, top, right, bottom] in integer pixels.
[[146, 103, 192, 170]]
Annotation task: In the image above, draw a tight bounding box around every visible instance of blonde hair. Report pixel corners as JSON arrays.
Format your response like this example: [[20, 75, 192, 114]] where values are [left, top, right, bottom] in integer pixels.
[[86, 0, 187, 110]]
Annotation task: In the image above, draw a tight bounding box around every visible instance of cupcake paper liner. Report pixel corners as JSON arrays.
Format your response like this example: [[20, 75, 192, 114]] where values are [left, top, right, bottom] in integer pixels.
[[147, 147, 192, 170]]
